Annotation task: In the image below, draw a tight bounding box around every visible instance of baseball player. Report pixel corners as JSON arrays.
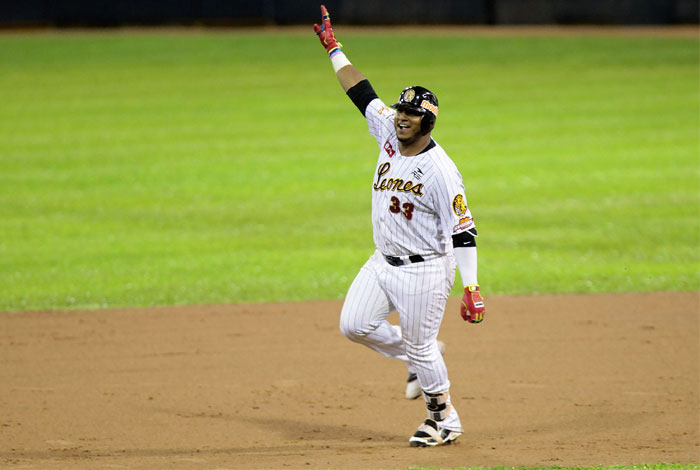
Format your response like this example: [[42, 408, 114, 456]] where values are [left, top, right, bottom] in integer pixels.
[[314, 5, 485, 447]]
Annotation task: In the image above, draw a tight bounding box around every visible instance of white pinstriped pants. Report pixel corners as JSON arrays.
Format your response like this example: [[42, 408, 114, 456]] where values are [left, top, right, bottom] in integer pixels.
[[340, 250, 462, 430]]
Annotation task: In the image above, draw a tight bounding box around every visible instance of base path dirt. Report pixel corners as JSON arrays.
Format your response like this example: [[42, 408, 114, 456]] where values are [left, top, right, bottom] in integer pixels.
[[1, 292, 698, 469]]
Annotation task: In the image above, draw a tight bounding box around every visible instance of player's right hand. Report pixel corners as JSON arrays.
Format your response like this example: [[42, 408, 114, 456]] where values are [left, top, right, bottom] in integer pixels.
[[313, 5, 342, 54], [461, 284, 485, 323]]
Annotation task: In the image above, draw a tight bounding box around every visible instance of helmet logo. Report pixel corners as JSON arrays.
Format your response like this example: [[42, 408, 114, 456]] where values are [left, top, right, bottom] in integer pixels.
[[404, 89, 415, 102], [420, 100, 438, 117]]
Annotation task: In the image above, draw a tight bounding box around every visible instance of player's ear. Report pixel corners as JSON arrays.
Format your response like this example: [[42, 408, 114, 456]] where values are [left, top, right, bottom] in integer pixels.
[[421, 115, 435, 135]]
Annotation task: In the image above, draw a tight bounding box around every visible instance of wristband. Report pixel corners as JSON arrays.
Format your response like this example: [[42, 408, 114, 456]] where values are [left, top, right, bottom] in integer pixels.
[[330, 49, 351, 73]]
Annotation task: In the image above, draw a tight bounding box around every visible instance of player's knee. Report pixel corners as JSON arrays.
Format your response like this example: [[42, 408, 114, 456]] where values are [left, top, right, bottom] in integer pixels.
[[339, 319, 367, 341], [404, 341, 438, 362], [339, 304, 369, 341], [339, 310, 374, 341]]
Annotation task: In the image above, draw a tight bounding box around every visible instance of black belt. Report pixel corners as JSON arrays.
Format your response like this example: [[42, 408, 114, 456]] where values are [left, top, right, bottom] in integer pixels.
[[384, 254, 425, 267]]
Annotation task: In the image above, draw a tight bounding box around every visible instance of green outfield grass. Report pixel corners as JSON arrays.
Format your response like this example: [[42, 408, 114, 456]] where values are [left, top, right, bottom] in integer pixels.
[[0, 30, 698, 311]]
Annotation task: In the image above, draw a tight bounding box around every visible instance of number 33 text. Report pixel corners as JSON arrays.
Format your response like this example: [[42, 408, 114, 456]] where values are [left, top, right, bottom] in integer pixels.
[[389, 196, 414, 220]]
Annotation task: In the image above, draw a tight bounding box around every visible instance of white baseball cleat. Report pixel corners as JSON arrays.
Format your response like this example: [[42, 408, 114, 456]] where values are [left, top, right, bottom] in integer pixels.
[[405, 373, 421, 399], [409, 418, 462, 447], [405, 340, 446, 399]]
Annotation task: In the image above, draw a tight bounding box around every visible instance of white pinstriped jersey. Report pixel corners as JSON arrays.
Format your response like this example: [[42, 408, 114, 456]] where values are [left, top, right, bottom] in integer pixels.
[[364, 98, 475, 257]]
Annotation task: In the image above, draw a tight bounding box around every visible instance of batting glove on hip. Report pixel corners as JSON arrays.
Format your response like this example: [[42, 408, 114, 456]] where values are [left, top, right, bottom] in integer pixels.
[[313, 5, 342, 55], [461, 284, 485, 323]]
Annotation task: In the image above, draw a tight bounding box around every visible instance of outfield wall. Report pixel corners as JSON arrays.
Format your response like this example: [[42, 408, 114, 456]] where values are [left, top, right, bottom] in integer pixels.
[[1, 0, 698, 27]]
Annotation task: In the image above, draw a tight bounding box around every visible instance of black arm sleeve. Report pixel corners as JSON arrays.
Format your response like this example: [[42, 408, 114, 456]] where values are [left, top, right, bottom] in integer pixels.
[[452, 228, 477, 248], [346, 79, 379, 116]]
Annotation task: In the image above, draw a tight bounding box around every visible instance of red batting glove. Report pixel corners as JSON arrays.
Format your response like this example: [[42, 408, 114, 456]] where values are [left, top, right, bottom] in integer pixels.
[[461, 284, 485, 323], [313, 5, 342, 54]]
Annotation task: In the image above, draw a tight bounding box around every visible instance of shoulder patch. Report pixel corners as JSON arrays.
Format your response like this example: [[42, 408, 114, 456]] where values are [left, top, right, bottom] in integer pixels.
[[452, 194, 467, 216]]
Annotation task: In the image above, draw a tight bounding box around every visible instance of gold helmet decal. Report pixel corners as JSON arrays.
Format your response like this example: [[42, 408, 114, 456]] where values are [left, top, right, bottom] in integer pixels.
[[404, 88, 415, 102]]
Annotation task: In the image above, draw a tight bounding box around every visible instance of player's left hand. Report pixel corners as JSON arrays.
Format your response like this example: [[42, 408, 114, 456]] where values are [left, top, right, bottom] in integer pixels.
[[313, 5, 342, 54], [461, 284, 485, 323]]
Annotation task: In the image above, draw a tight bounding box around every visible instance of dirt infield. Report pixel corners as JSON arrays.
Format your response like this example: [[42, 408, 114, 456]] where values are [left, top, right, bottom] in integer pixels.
[[1, 292, 698, 469]]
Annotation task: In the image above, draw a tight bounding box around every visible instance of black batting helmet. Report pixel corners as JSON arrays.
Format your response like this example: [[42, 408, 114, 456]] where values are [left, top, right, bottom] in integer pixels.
[[391, 86, 439, 135]]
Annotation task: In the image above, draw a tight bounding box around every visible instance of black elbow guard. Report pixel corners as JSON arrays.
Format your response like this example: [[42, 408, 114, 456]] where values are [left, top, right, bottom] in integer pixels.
[[452, 228, 477, 248], [346, 79, 379, 116]]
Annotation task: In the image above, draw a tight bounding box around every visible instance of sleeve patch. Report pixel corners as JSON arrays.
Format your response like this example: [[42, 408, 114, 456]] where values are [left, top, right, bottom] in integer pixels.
[[452, 194, 467, 217], [453, 217, 475, 233]]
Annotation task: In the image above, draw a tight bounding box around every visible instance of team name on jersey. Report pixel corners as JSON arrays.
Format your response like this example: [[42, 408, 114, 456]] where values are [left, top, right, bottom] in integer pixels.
[[373, 162, 425, 196]]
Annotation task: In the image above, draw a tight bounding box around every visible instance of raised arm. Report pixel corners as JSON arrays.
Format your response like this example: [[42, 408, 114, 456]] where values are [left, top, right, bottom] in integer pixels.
[[313, 5, 366, 92]]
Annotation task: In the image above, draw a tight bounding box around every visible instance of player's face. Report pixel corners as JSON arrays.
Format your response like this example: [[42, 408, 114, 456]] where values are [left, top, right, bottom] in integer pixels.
[[394, 109, 423, 145]]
